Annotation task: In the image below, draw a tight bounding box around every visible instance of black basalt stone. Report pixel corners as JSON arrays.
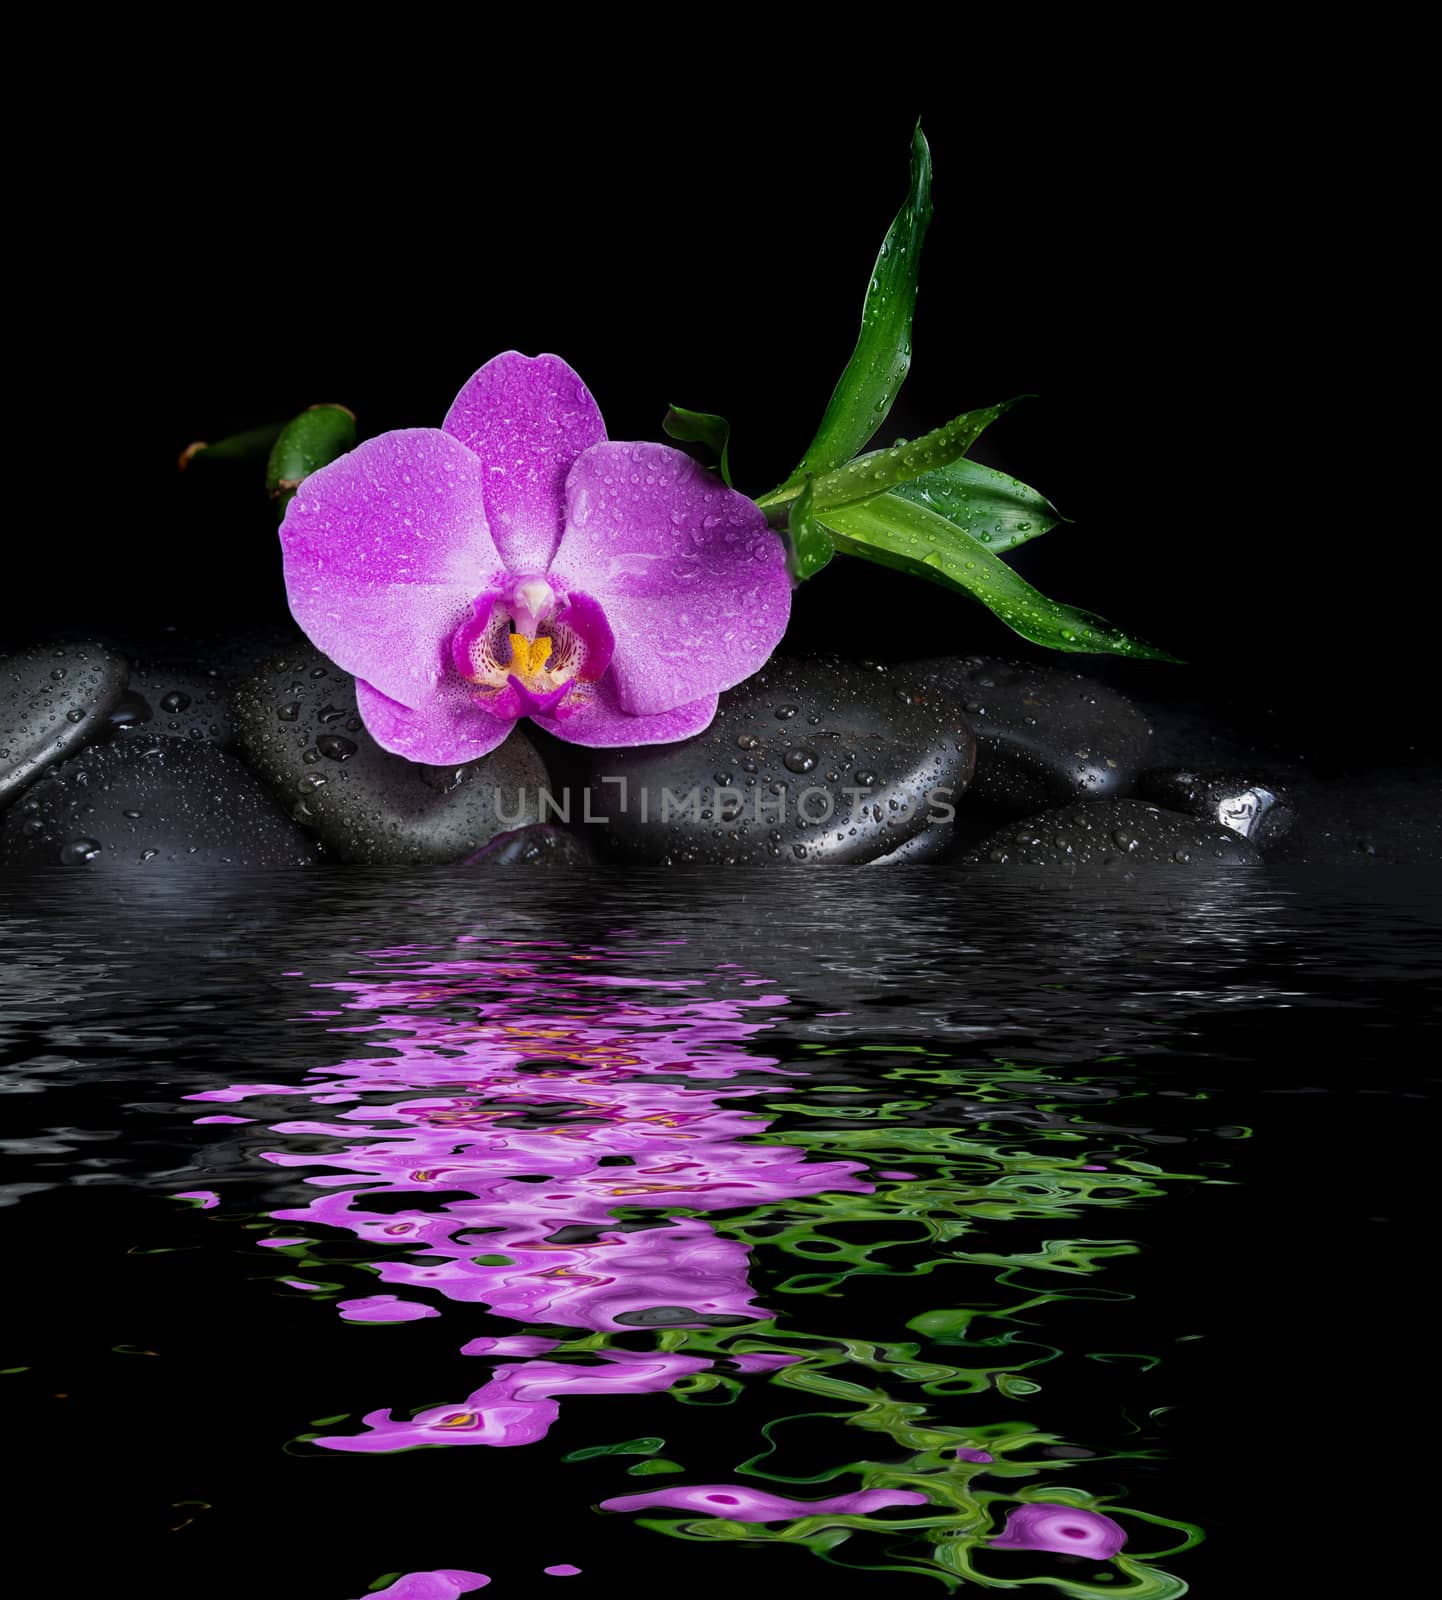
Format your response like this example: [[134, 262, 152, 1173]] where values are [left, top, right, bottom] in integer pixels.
[[866, 824, 958, 865], [1138, 767, 1295, 848], [232, 644, 549, 864], [0, 738, 323, 868], [962, 798, 1263, 868], [578, 657, 976, 864], [109, 662, 235, 747], [913, 656, 1152, 811], [0, 641, 128, 810]]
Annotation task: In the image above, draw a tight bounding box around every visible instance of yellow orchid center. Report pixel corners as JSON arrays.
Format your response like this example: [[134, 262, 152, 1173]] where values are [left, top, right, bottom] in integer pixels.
[[506, 632, 554, 686], [454, 577, 610, 711]]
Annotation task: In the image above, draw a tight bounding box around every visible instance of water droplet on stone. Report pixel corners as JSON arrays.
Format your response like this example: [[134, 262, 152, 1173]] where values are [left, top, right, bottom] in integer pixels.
[[774, 704, 798, 720], [317, 735, 358, 762], [783, 748, 818, 774], [160, 691, 192, 713], [277, 702, 300, 722], [59, 836, 102, 865]]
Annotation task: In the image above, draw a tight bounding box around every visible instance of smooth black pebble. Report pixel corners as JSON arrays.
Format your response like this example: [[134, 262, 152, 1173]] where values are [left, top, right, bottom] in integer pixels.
[[232, 643, 549, 864], [962, 798, 1263, 867], [0, 738, 323, 868], [1, 641, 128, 810], [1139, 767, 1295, 848], [578, 657, 976, 864], [914, 655, 1151, 811]]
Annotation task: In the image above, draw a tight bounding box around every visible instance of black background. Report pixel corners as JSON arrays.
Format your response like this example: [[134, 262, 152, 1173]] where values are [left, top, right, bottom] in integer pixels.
[[12, 88, 1425, 766]]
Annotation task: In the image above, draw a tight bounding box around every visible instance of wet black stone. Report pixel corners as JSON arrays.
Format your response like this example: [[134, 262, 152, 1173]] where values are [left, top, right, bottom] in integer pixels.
[[111, 662, 234, 746], [578, 658, 977, 865], [232, 644, 549, 864], [867, 823, 957, 865], [106, 690, 153, 730], [0, 642, 128, 810], [0, 738, 323, 869], [1139, 767, 1295, 848], [962, 798, 1263, 867], [464, 824, 596, 867], [913, 656, 1152, 811]]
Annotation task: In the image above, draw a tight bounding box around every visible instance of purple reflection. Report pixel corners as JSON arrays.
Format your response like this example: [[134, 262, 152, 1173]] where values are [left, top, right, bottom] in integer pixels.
[[189, 943, 870, 1452], [338, 1295, 440, 1324], [324, 1350, 712, 1453], [356, 1572, 490, 1598], [600, 1485, 929, 1520], [992, 1502, 1128, 1557]]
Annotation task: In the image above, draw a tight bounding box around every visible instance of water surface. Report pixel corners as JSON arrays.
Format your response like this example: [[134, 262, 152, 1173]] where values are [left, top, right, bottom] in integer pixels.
[[2, 868, 1436, 1596]]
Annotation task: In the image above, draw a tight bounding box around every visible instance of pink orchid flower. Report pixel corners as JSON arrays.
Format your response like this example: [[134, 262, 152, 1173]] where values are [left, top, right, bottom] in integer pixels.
[[280, 352, 791, 762]]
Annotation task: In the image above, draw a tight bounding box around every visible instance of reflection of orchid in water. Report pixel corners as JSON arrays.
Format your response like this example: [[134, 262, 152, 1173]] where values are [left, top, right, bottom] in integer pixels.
[[358, 1571, 490, 1598], [600, 1484, 928, 1520], [188, 937, 1196, 1594], [992, 1501, 1128, 1558], [329, 1350, 712, 1453], [189, 950, 868, 1450]]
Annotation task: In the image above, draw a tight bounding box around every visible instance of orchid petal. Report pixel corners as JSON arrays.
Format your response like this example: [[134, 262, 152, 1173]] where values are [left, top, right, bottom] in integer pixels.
[[355, 677, 515, 765], [443, 351, 607, 576], [280, 429, 501, 709], [530, 671, 717, 747], [554, 441, 791, 715]]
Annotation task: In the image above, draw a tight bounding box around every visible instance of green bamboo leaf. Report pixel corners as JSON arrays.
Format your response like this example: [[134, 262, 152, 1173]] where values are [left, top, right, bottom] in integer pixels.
[[662, 405, 733, 486], [266, 403, 357, 514], [892, 457, 1068, 554], [822, 493, 1177, 660], [775, 122, 932, 498], [786, 475, 834, 581], [177, 421, 286, 472], [804, 398, 1021, 514]]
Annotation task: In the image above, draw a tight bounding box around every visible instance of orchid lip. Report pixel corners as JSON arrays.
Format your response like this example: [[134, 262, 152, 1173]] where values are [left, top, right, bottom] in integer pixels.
[[448, 584, 616, 724]]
